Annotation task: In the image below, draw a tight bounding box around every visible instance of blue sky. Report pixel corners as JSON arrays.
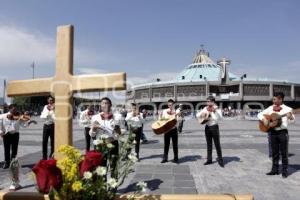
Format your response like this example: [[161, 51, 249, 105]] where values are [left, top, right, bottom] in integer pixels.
[[0, 0, 300, 97]]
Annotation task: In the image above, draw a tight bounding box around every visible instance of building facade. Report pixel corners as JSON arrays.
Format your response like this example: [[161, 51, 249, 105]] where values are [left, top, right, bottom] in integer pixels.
[[126, 48, 300, 111]]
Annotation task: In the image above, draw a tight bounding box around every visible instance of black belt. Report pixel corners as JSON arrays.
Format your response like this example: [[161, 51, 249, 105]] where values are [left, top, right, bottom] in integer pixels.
[[270, 129, 288, 135], [44, 123, 54, 126]]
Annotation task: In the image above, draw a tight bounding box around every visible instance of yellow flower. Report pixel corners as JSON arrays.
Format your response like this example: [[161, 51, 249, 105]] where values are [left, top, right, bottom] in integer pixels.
[[71, 181, 83, 192]]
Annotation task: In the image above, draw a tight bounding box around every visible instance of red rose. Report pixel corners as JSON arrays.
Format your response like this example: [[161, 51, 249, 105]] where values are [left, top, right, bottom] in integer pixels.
[[32, 159, 63, 194], [79, 150, 103, 177]]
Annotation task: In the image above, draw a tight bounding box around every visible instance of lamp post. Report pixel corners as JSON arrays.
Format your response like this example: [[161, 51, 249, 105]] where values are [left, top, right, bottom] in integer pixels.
[[239, 74, 246, 113], [31, 62, 35, 79], [204, 77, 208, 97]]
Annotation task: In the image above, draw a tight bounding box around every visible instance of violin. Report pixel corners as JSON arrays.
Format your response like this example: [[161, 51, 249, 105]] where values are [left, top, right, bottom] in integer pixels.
[[7, 111, 32, 122]]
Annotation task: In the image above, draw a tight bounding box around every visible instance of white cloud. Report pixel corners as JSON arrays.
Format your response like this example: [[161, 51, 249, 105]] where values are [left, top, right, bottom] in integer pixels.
[[76, 67, 108, 74], [0, 23, 115, 75], [0, 25, 55, 68], [231, 62, 300, 83], [0, 23, 119, 97], [127, 71, 179, 87]]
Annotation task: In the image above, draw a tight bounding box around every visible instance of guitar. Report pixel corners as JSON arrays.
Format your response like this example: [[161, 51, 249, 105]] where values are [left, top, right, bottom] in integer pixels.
[[152, 116, 177, 135], [198, 112, 211, 124], [259, 112, 292, 132]]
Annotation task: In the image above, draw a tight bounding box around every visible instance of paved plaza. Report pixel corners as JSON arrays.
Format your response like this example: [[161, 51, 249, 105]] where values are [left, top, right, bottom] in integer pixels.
[[0, 115, 300, 200]]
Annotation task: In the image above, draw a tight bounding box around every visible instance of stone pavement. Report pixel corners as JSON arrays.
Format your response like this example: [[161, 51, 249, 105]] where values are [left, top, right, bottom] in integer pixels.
[[1, 116, 300, 200]]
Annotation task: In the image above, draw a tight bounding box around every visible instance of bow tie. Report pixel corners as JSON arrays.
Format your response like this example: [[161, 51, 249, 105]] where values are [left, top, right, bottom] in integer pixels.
[[207, 106, 214, 112], [273, 106, 282, 112], [100, 112, 113, 120]]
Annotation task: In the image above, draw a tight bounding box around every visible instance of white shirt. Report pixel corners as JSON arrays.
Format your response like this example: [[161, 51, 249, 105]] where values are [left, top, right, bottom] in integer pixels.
[[0, 112, 28, 135], [40, 105, 55, 125], [79, 109, 92, 128], [89, 113, 119, 140], [125, 112, 144, 128], [196, 106, 222, 126], [257, 104, 295, 130]]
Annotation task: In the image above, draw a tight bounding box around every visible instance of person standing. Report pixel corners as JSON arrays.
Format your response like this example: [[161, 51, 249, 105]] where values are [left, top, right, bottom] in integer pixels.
[[160, 99, 179, 163], [79, 105, 95, 152], [176, 104, 184, 134], [197, 96, 224, 167], [40, 96, 55, 160], [89, 97, 121, 179], [0, 104, 33, 169], [258, 92, 295, 178], [125, 103, 144, 160]]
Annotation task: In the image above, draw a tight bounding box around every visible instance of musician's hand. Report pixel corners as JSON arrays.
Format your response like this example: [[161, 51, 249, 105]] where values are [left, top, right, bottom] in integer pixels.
[[262, 118, 269, 126], [286, 112, 294, 120], [7, 114, 13, 120]]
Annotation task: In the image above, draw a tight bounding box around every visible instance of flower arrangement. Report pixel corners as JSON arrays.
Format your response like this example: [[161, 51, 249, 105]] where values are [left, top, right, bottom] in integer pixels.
[[32, 130, 147, 200]]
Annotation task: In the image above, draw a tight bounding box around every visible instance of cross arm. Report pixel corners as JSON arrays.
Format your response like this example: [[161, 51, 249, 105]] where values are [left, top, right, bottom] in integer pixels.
[[71, 72, 126, 92], [7, 78, 53, 97]]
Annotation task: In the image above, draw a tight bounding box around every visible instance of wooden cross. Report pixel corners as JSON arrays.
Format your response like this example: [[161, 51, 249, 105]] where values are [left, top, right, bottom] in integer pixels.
[[7, 25, 126, 156]]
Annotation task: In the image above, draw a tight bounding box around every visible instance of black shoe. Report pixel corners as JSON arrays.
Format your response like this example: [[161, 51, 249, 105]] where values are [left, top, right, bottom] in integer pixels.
[[266, 171, 279, 175], [282, 171, 288, 178], [2, 163, 9, 169], [172, 158, 179, 163], [141, 140, 148, 144], [204, 160, 213, 165], [161, 159, 168, 163], [218, 160, 224, 168]]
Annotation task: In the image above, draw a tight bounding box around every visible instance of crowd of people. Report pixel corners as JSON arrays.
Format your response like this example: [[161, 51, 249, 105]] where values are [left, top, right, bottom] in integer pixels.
[[0, 91, 295, 192]]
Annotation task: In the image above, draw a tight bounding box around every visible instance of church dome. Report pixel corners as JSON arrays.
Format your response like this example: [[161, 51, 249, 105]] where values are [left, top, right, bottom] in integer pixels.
[[175, 48, 237, 82]]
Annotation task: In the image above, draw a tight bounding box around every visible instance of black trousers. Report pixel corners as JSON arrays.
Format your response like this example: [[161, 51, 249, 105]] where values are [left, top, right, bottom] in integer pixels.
[[177, 119, 184, 133], [84, 127, 93, 151], [205, 124, 223, 161], [3, 132, 19, 164], [163, 127, 178, 160], [131, 127, 142, 159], [270, 129, 289, 172], [42, 124, 54, 160]]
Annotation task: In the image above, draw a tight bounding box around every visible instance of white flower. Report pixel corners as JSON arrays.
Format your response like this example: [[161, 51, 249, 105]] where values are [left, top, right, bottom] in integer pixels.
[[95, 166, 107, 176], [107, 178, 118, 188], [107, 143, 114, 149], [83, 171, 93, 180], [133, 140, 137, 144], [93, 139, 103, 146], [100, 134, 109, 140], [128, 152, 138, 163], [137, 181, 147, 192], [119, 137, 126, 143]]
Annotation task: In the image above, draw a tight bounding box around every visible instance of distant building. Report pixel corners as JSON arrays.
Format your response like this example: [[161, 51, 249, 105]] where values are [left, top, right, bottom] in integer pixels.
[[126, 48, 300, 111]]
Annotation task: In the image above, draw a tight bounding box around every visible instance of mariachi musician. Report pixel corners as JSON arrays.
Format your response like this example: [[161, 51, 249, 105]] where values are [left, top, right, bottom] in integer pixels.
[[258, 92, 295, 178], [197, 96, 224, 167], [0, 104, 36, 169], [89, 97, 121, 179], [160, 99, 179, 163], [79, 105, 95, 152], [125, 103, 145, 160], [40, 96, 55, 160]]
